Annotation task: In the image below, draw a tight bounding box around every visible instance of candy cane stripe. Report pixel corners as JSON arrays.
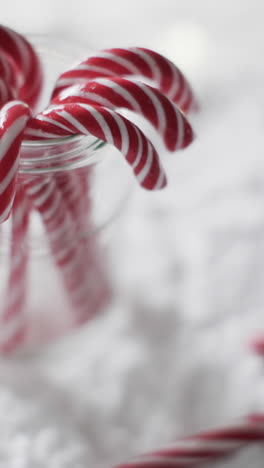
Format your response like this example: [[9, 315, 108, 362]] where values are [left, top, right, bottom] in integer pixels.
[[90, 51, 143, 75], [108, 109, 130, 156], [37, 114, 72, 132], [98, 78, 142, 110], [130, 48, 162, 87], [132, 127, 143, 169], [137, 141, 154, 184], [61, 108, 99, 135]]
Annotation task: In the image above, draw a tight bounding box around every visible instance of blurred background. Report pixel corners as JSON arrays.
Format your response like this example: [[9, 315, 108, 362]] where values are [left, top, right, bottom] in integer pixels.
[[1, 1, 264, 467]]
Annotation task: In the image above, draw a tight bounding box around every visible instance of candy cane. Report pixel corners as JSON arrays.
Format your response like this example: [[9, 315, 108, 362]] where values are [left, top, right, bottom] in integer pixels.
[[0, 54, 18, 90], [52, 77, 194, 152], [22, 173, 103, 319], [0, 25, 44, 351], [115, 346, 264, 468], [51, 47, 197, 114], [54, 170, 111, 325], [0, 55, 18, 105], [249, 336, 264, 356], [0, 101, 31, 223], [0, 24, 43, 108], [1, 184, 30, 352], [25, 103, 167, 190], [50, 74, 194, 324], [50, 48, 196, 256], [0, 101, 31, 350]]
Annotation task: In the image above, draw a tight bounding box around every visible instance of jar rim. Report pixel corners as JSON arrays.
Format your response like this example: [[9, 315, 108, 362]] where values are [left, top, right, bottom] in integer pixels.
[[22, 134, 83, 147], [20, 135, 106, 174]]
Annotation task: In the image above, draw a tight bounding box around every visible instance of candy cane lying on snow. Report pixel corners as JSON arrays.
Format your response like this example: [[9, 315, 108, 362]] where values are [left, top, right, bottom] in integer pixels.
[[115, 414, 264, 468], [115, 345, 264, 468]]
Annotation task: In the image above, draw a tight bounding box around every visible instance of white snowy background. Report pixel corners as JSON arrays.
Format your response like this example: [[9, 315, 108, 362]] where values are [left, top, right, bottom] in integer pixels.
[[1, 1, 264, 467]]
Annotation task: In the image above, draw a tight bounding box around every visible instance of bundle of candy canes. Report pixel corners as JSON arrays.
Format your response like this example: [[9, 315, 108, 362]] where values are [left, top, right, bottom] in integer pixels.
[[0, 24, 196, 351], [1, 23, 264, 468]]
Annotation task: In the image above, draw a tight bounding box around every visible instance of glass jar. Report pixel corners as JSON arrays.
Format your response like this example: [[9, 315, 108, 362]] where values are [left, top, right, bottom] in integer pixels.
[[0, 37, 132, 353]]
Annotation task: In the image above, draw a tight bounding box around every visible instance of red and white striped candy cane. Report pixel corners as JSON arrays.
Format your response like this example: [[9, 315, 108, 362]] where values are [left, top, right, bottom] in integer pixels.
[[1, 184, 30, 352], [48, 47, 196, 327], [0, 25, 44, 352], [51, 47, 197, 114], [0, 54, 18, 105], [25, 103, 167, 190], [50, 47, 196, 258], [52, 77, 194, 152], [0, 24, 43, 108], [24, 102, 168, 325], [115, 415, 264, 468], [22, 173, 108, 321], [50, 73, 195, 324], [55, 170, 111, 325], [0, 101, 31, 349], [0, 101, 31, 223]]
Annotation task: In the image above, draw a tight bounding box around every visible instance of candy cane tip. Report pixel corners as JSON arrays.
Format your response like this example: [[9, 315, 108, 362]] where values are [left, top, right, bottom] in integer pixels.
[[142, 173, 167, 191], [248, 336, 264, 356], [0, 325, 27, 354], [166, 116, 196, 153], [160, 175, 167, 190], [247, 413, 264, 425], [183, 123, 196, 147]]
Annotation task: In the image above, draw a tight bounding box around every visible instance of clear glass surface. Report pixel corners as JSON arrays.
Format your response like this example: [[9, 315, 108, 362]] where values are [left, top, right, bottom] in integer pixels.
[[0, 37, 132, 352]]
